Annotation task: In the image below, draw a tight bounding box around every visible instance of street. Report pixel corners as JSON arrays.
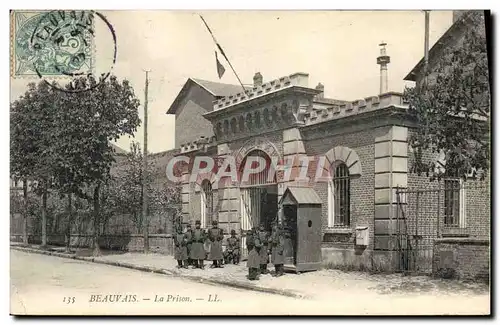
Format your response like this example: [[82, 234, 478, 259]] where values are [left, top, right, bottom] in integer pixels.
[[10, 249, 490, 315]]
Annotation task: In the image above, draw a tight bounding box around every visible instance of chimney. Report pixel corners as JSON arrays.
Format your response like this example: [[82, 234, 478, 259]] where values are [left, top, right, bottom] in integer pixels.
[[253, 72, 263, 87], [315, 83, 324, 99], [376, 42, 391, 94]]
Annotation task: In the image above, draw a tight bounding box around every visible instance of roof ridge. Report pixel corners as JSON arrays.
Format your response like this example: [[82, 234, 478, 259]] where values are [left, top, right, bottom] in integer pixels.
[[192, 78, 252, 88]]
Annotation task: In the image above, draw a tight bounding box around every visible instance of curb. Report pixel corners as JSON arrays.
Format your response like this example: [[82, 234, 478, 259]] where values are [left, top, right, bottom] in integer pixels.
[[11, 246, 307, 300]]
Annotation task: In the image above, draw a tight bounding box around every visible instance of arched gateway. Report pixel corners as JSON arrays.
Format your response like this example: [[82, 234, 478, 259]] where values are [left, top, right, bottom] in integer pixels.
[[238, 149, 279, 259]]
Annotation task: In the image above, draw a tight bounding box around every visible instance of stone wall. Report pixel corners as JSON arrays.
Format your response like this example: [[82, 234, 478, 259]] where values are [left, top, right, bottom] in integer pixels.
[[432, 238, 489, 282], [10, 233, 175, 255]]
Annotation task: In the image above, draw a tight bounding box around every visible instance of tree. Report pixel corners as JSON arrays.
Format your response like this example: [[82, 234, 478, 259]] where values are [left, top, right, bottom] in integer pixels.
[[111, 142, 182, 234], [10, 81, 59, 247], [112, 142, 145, 232], [152, 183, 182, 232], [404, 11, 490, 181], [51, 75, 141, 256]]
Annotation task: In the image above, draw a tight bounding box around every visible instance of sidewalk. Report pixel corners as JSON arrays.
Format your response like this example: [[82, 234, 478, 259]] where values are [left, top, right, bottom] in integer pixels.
[[10, 243, 489, 301]]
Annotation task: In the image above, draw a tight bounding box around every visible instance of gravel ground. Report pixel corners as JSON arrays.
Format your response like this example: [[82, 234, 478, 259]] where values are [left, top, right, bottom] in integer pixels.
[[10, 248, 490, 315], [96, 252, 490, 299]]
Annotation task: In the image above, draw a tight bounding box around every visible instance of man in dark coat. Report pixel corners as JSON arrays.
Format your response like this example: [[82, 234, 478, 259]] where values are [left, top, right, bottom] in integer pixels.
[[224, 229, 240, 265], [190, 220, 206, 269], [208, 220, 224, 268], [174, 225, 188, 269], [246, 231, 262, 281], [246, 227, 256, 251], [184, 223, 193, 266], [257, 223, 270, 274], [270, 223, 285, 276]]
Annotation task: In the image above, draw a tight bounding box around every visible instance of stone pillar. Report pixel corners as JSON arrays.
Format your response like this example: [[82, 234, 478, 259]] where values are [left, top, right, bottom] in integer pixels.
[[373, 126, 408, 270], [181, 163, 191, 226], [281, 128, 307, 202], [216, 143, 240, 234]]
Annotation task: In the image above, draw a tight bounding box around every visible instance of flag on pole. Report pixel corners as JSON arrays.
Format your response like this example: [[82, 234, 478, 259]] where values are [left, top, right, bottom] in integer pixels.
[[200, 15, 247, 93], [215, 51, 225, 79]]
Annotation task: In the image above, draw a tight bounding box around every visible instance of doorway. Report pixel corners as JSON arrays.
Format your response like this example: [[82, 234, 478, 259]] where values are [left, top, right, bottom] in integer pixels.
[[240, 185, 278, 231], [240, 185, 278, 260], [282, 204, 297, 266], [238, 149, 279, 259]]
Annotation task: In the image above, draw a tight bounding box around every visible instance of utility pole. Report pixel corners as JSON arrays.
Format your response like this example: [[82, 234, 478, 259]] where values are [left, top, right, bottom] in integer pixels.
[[424, 10, 430, 76], [143, 70, 150, 253]]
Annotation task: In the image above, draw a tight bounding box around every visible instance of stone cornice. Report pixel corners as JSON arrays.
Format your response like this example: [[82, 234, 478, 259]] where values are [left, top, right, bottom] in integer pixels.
[[203, 86, 320, 122], [300, 106, 414, 140], [210, 72, 313, 111], [304, 92, 406, 126], [177, 135, 217, 155]]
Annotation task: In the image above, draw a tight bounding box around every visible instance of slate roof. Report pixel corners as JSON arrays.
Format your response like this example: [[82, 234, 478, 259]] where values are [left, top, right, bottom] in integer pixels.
[[192, 78, 251, 97], [280, 186, 322, 205], [166, 78, 252, 115]]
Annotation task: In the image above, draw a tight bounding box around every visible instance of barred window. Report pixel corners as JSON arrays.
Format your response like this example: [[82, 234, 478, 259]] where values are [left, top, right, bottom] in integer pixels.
[[328, 163, 350, 227], [201, 180, 214, 228], [444, 178, 465, 227]]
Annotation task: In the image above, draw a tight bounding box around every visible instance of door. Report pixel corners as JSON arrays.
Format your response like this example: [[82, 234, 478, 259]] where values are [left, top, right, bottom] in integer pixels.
[[260, 187, 279, 231], [240, 189, 253, 260], [296, 206, 322, 268], [282, 205, 297, 266]]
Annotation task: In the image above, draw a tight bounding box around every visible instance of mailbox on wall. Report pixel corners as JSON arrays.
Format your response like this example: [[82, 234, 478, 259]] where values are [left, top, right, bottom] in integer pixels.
[[355, 226, 369, 246], [279, 186, 322, 274]]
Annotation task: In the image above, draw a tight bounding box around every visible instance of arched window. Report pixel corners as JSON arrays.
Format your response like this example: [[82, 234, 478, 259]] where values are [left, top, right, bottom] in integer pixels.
[[254, 111, 261, 128], [215, 122, 222, 138], [201, 180, 214, 228], [239, 150, 276, 187], [230, 117, 237, 134], [263, 108, 272, 126], [238, 115, 245, 132], [328, 163, 350, 227], [246, 113, 253, 131]]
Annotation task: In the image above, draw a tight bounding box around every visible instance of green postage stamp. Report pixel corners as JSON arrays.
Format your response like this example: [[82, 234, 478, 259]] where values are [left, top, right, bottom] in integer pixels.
[[11, 10, 95, 78]]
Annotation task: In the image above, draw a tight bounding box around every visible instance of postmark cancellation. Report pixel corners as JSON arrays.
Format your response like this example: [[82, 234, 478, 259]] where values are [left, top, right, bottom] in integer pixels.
[[11, 10, 95, 79]]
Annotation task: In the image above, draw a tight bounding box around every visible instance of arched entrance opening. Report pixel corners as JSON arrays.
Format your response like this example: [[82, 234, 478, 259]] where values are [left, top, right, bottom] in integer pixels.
[[239, 149, 279, 233], [200, 179, 214, 229]]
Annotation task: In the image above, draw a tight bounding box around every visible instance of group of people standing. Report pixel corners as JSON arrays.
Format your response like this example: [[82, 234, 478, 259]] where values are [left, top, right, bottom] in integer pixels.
[[173, 220, 240, 269], [173, 218, 286, 281], [246, 222, 285, 280]]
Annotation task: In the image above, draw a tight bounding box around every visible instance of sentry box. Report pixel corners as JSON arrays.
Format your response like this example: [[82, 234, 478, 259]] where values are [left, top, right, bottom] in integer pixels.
[[279, 186, 322, 274]]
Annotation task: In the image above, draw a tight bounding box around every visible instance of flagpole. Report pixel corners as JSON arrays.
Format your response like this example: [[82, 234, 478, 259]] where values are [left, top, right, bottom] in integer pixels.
[[199, 15, 248, 94]]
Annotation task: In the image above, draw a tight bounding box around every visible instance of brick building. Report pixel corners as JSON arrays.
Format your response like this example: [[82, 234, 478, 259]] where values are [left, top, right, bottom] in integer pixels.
[[403, 10, 490, 278], [165, 11, 490, 273]]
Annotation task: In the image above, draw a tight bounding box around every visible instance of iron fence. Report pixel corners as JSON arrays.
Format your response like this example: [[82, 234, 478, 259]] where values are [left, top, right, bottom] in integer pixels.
[[395, 181, 490, 274]]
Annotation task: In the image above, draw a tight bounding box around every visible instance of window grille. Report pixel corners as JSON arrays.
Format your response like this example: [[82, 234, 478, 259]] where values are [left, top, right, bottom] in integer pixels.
[[201, 180, 214, 228], [332, 163, 350, 227]]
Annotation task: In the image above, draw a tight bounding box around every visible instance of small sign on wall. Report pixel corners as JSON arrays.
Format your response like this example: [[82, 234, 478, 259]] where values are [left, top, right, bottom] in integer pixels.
[[355, 226, 369, 246]]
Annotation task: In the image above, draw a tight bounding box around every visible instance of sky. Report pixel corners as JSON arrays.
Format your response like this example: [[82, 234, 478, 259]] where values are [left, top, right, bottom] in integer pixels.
[[10, 10, 454, 154]]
